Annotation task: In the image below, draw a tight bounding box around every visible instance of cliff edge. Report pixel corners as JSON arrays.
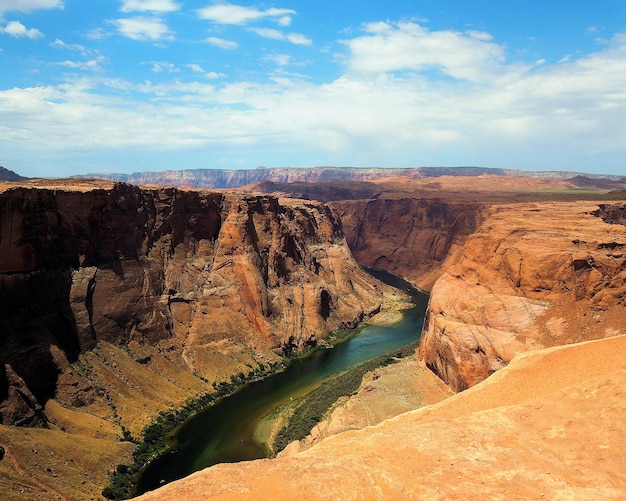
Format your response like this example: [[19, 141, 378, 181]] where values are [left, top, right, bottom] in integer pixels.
[[0, 180, 395, 499], [136, 334, 626, 500]]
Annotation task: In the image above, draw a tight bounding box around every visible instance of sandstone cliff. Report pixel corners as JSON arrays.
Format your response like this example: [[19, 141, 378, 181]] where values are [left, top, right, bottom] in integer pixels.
[[0, 181, 386, 433], [255, 178, 626, 393], [333, 198, 481, 290], [419, 201, 626, 391]]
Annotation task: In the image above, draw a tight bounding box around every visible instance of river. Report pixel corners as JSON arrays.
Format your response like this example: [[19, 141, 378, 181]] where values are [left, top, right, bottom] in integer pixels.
[[136, 268, 428, 495]]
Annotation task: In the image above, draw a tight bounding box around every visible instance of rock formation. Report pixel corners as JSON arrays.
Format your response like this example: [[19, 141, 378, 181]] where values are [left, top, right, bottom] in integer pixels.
[[2, 173, 626, 499], [419, 201, 626, 391], [0, 181, 386, 430], [0, 167, 28, 182], [333, 198, 481, 290], [255, 177, 626, 391]]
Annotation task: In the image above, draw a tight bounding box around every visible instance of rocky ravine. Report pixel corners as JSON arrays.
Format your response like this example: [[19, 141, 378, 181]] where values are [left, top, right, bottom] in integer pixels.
[[130, 187, 626, 500], [0, 181, 394, 498], [333, 198, 481, 290], [0, 181, 388, 428]]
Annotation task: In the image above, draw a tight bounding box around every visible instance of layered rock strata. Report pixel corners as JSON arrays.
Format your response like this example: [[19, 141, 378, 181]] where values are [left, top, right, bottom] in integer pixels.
[[0, 182, 386, 430], [419, 201, 626, 391]]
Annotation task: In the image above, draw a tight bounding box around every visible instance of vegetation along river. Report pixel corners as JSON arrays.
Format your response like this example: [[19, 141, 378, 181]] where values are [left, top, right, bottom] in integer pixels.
[[136, 268, 429, 495]]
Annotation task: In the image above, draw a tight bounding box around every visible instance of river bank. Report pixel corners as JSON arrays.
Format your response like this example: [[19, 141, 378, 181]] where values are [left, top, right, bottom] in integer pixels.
[[258, 341, 422, 455]]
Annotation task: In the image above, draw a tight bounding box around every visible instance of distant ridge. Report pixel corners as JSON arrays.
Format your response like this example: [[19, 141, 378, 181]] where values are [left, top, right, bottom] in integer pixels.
[[72, 166, 626, 189], [0, 166, 28, 182]]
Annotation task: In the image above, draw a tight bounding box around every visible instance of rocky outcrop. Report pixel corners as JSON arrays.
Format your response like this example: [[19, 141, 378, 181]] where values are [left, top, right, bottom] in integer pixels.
[[419, 202, 626, 391], [0, 167, 28, 182], [0, 183, 386, 427], [135, 334, 626, 501]]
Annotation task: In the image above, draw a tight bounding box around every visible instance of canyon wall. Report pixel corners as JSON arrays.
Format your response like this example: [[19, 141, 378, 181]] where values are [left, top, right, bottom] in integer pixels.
[[419, 201, 626, 391], [332, 198, 482, 290], [246, 178, 626, 393], [250, 179, 626, 393], [136, 334, 626, 501], [0, 183, 386, 430]]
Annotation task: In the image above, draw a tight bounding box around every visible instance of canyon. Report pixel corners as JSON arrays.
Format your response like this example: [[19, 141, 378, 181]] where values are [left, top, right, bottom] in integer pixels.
[[0, 170, 625, 500], [0, 178, 397, 499]]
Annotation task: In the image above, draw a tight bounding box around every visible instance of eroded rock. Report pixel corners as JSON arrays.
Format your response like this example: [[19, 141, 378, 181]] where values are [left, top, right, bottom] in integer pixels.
[[419, 202, 626, 391]]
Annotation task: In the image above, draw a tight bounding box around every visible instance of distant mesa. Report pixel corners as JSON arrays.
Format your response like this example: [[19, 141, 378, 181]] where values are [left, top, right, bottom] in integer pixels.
[[72, 166, 626, 190]]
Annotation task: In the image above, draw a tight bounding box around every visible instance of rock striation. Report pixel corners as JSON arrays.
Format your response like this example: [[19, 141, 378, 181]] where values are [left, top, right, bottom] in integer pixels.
[[72, 166, 626, 189], [419, 201, 626, 391], [0, 182, 385, 428], [333, 198, 481, 290]]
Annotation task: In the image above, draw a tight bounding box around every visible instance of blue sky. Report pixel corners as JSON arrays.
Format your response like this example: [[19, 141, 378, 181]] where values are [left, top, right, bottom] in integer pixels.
[[1, 1, 625, 178]]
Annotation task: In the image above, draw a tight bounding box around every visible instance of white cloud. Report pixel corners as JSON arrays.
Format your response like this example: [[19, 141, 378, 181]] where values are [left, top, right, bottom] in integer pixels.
[[0, 0, 62, 14], [113, 17, 173, 41], [277, 16, 291, 27], [151, 61, 179, 72], [268, 53, 290, 66], [342, 21, 508, 82], [248, 27, 312, 45], [286, 33, 312, 46], [186, 64, 224, 79], [205, 36, 238, 49], [120, 0, 180, 13], [196, 3, 295, 26], [55, 56, 105, 71], [187, 63, 204, 73], [248, 27, 282, 40], [86, 27, 108, 40], [51, 38, 89, 54], [1, 20, 44, 38]]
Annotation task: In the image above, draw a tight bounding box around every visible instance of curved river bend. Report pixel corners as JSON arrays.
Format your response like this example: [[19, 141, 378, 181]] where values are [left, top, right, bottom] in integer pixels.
[[136, 269, 428, 495]]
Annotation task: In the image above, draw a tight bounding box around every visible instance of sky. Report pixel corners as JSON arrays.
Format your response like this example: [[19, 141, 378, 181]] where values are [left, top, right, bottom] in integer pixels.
[[1, 1, 625, 178]]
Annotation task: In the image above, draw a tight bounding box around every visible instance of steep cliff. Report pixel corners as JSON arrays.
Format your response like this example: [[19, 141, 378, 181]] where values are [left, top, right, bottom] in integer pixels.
[[0, 182, 386, 431], [333, 198, 482, 290], [253, 178, 626, 392], [419, 201, 626, 391]]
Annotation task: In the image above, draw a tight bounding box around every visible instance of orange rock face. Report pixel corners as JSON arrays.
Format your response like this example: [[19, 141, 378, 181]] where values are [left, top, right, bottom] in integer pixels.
[[135, 334, 626, 501], [419, 201, 626, 391], [0, 183, 385, 426]]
